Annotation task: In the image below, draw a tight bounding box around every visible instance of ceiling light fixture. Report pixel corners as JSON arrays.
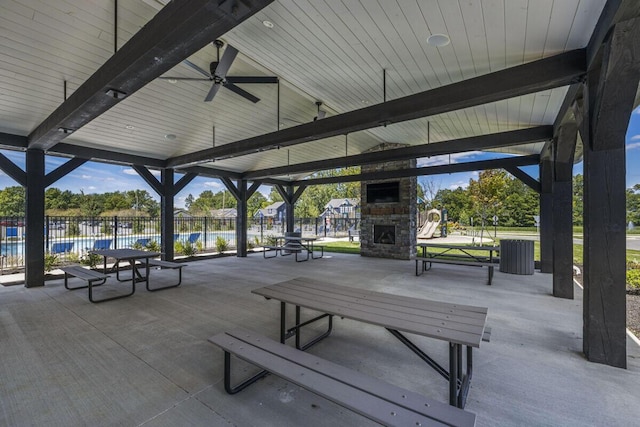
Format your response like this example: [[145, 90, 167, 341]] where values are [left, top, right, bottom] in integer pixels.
[[167, 78, 178, 84], [105, 88, 127, 99], [165, 134, 176, 140], [125, 125, 134, 130], [427, 34, 450, 47], [262, 20, 274, 28]]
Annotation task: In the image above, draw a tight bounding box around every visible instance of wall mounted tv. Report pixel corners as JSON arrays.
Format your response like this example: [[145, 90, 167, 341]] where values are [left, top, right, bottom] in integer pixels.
[[366, 182, 400, 203]]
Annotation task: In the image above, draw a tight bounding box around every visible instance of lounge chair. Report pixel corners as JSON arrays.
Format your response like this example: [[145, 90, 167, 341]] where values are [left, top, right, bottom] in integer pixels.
[[187, 233, 201, 244], [88, 239, 112, 251], [51, 242, 74, 254]]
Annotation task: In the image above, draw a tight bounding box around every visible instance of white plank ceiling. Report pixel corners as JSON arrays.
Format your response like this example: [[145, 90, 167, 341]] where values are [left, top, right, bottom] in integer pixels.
[[0, 0, 606, 179]]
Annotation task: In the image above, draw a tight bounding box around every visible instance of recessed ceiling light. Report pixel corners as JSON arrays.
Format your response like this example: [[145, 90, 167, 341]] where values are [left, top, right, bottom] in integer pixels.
[[125, 124, 134, 130], [361, 100, 369, 104], [165, 134, 176, 140], [262, 20, 274, 28], [427, 34, 450, 47], [167, 78, 178, 84]]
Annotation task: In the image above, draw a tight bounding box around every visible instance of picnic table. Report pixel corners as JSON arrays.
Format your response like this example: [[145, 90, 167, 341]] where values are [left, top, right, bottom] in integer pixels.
[[252, 277, 489, 408], [417, 242, 499, 262], [89, 248, 161, 300]]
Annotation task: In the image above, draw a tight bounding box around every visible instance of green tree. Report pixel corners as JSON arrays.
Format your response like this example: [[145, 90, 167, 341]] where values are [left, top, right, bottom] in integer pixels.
[[247, 191, 267, 217], [573, 174, 583, 226], [0, 186, 25, 216], [627, 183, 640, 225], [433, 187, 471, 224]]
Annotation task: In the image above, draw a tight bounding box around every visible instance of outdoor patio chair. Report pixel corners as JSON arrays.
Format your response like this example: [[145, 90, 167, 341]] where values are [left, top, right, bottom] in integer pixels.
[[51, 242, 74, 254], [187, 233, 201, 244], [134, 238, 150, 247], [88, 239, 112, 251]]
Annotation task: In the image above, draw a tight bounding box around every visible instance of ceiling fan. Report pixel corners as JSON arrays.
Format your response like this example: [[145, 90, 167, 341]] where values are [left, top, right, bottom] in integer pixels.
[[160, 40, 278, 103]]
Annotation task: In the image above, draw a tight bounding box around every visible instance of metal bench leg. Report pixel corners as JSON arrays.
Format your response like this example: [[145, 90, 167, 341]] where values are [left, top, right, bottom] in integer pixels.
[[223, 351, 269, 394], [487, 266, 494, 285], [279, 302, 333, 350], [263, 247, 278, 258], [64, 273, 106, 290], [295, 249, 309, 262], [146, 267, 183, 292], [89, 275, 136, 303]]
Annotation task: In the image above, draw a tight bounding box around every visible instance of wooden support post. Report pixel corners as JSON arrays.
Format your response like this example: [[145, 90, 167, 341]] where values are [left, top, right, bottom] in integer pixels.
[[25, 149, 45, 288], [552, 122, 577, 299], [539, 144, 553, 274], [236, 180, 248, 257], [161, 169, 175, 261], [582, 17, 640, 368]]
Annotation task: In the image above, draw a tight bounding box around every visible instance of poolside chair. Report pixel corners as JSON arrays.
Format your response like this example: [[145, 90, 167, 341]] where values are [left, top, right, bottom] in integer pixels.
[[134, 238, 150, 247], [51, 242, 74, 254], [187, 233, 201, 244], [88, 239, 112, 251], [173, 234, 179, 241]]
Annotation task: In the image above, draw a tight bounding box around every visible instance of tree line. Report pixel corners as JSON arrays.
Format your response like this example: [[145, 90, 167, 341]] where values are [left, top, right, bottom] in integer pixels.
[[0, 170, 638, 226]]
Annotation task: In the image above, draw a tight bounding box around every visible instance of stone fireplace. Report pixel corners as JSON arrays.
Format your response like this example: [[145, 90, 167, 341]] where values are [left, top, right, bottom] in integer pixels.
[[360, 143, 417, 260]]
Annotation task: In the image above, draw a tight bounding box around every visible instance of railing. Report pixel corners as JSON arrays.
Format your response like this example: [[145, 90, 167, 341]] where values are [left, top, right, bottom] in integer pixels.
[[0, 215, 360, 273]]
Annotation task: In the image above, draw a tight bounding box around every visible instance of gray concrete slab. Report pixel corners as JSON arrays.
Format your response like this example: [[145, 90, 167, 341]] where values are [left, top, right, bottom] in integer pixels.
[[0, 253, 639, 426]]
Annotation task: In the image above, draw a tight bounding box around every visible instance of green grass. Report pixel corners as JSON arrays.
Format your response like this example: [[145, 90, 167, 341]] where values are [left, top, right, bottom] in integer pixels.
[[314, 240, 361, 254]]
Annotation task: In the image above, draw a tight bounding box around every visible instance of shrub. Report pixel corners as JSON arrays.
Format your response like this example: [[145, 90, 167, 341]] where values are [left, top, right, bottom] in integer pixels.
[[44, 252, 58, 272], [176, 240, 197, 257], [216, 236, 229, 253], [145, 240, 160, 252], [81, 253, 102, 269], [628, 269, 640, 290]]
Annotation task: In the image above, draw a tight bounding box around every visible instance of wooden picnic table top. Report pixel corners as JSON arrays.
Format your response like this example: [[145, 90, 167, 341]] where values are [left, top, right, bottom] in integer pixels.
[[252, 277, 488, 348], [417, 243, 499, 251]]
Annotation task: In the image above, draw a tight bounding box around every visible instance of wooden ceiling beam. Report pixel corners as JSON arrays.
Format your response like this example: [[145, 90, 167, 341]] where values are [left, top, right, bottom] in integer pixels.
[[242, 126, 552, 180], [28, 0, 274, 151], [168, 49, 585, 168], [293, 155, 540, 187]]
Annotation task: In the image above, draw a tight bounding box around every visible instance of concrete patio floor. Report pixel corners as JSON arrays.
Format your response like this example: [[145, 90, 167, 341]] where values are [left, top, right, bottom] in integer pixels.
[[1, 252, 639, 426]]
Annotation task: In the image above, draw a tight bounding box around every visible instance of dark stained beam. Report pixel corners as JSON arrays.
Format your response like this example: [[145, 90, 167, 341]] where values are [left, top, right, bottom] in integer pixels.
[[504, 166, 541, 193], [0, 152, 26, 186], [168, 50, 585, 167], [175, 172, 198, 194], [294, 155, 540, 187], [132, 165, 163, 195], [52, 143, 166, 168], [28, 0, 274, 150], [247, 181, 261, 199], [0, 132, 27, 149], [44, 157, 88, 187], [181, 165, 242, 180], [553, 84, 581, 130], [221, 177, 240, 200], [243, 126, 552, 180], [587, 0, 640, 69]]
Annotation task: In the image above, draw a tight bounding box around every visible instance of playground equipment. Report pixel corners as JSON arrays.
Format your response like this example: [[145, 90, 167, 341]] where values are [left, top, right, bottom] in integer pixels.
[[417, 209, 441, 239]]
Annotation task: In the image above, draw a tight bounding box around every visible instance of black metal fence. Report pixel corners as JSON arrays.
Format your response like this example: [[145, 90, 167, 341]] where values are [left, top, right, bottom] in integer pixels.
[[0, 215, 360, 273]]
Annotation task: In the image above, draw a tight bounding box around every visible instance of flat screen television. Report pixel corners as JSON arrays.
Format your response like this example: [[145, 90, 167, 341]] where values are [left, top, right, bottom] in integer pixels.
[[366, 182, 400, 203]]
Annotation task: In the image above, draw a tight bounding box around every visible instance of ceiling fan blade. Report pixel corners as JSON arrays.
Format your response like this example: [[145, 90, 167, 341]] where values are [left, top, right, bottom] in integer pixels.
[[213, 44, 238, 78], [225, 76, 278, 84], [159, 76, 211, 81], [204, 83, 222, 102], [183, 59, 211, 78], [224, 82, 260, 103]]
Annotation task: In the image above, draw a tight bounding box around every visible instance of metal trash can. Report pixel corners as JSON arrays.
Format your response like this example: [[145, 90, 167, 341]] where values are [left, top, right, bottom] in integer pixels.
[[499, 239, 534, 275]]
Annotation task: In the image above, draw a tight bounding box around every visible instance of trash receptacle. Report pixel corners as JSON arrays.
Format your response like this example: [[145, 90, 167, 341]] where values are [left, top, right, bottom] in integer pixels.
[[499, 239, 534, 275]]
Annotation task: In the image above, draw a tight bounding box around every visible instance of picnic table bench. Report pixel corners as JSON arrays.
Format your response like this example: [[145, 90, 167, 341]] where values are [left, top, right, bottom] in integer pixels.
[[210, 329, 476, 427], [413, 257, 495, 286], [252, 278, 489, 409], [262, 232, 312, 262], [146, 259, 186, 290], [60, 266, 111, 303]]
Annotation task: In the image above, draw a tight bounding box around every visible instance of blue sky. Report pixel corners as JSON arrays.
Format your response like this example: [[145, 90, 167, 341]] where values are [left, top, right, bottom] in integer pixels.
[[1, 106, 639, 207]]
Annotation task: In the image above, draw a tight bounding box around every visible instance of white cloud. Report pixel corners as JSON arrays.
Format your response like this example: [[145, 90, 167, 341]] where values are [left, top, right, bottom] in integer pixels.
[[627, 142, 640, 151], [81, 174, 92, 179], [122, 168, 137, 176], [631, 135, 640, 141], [87, 186, 97, 190], [204, 181, 223, 189], [449, 181, 469, 190], [417, 151, 483, 167]]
